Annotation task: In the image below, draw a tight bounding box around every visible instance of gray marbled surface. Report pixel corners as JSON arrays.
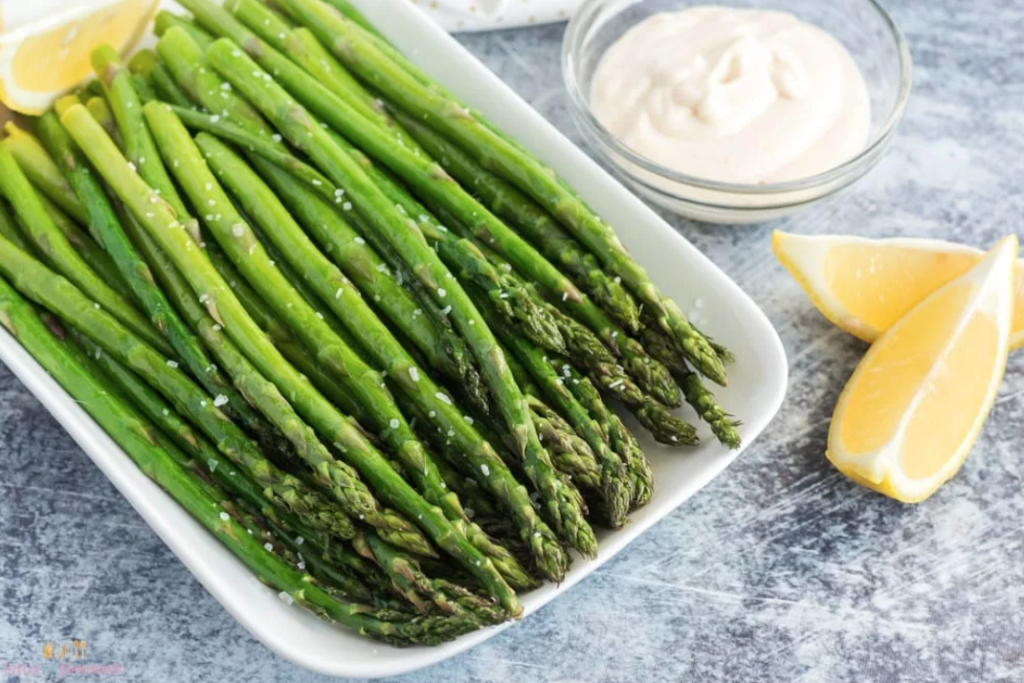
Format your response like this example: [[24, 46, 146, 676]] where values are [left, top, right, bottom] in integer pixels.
[[2, 1, 1024, 681]]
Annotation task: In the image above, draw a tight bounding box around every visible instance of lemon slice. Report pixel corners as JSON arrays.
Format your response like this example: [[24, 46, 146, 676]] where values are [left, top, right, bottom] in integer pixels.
[[0, 0, 157, 115], [773, 231, 1024, 349], [827, 236, 1017, 503]]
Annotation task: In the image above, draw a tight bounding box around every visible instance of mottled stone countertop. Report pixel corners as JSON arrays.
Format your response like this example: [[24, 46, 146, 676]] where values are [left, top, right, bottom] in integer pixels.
[[2, 1, 1023, 681]]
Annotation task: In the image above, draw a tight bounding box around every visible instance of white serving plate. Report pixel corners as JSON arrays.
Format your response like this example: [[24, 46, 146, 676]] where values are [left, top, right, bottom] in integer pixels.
[[0, 0, 788, 677]]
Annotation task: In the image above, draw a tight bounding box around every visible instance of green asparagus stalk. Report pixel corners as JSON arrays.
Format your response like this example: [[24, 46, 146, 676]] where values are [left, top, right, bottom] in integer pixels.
[[199, 133, 537, 590], [154, 9, 216, 48], [85, 330, 397, 608], [252, 157, 487, 415], [91, 46, 194, 223], [205, 38, 596, 559], [130, 73, 158, 104], [0, 279, 475, 645], [38, 192, 128, 291], [474, 295, 631, 528], [0, 125, 125, 289], [359, 531, 506, 624], [146, 109, 437, 526], [105, 109, 434, 557], [231, 499, 376, 604], [152, 63, 198, 109], [157, 27, 279, 144], [35, 110, 278, 449], [168, 0, 545, 371], [467, 234, 681, 408], [62, 103, 523, 616], [397, 111, 642, 334], [118, 202, 412, 521], [678, 370, 742, 449], [228, 0, 389, 130], [169, 89, 553, 381], [0, 144, 170, 355], [529, 398, 602, 493], [182, 5, 669, 402], [0, 130, 123, 288], [502, 339, 603, 491], [316, 0, 382, 37], [160, 12, 567, 360], [2, 122, 88, 224], [74, 327, 373, 558], [169, 103, 337, 188], [279, 0, 727, 386], [554, 361, 654, 507], [75, 78, 311, 463], [347, 155, 565, 355], [0, 200, 28, 250], [639, 316, 740, 448], [0, 235, 375, 545], [128, 49, 159, 76], [84, 96, 122, 141]]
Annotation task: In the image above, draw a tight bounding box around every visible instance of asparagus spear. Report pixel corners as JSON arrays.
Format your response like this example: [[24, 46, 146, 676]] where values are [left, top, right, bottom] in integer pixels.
[[502, 342, 602, 485], [199, 133, 538, 589], [358, 531, 506, 624], [0, 235, 384, 546], [166, 92, 550, 389], [146, 107, 434, 522], [169, 0, 557, 368], [338, 146, 565, 355], [554, 361, 654, 508], [130, 73, 158, 104], [0, 278, 475, 645], [639, 316, 741, 448], [465, 232, 680, 408], [161, 10, 567, 359], [86, 334, 399, 609], [252, 157, 487, 415], [528, 397, 602, 494], [184, 6, 669, 400], [0, 200, 28, 250], [91, 46, 196, 225], [115, 109, 440, 557], [397, 111, 642, 334], [84, 96, 122, 141], [231, 498, 377, 604], [35, 110, 275, 447], [154, 9, 216, 48], [0, 144, 170, 355], [278, 0, 727, 386], [157, 27, 279, 144], [474, 295, 631, 528], [62, 104, 523, 616], [152, 64, 198, 109], [228, 0, 389, 130], [317, 0, 382, 37], [128, 49, 159, 76], [205, 39, 596, 560], [1, 122, 87, 223], [76, 78, 321, 466]]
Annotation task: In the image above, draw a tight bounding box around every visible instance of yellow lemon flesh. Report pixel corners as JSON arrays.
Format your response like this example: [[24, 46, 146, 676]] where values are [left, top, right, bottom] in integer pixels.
[[827, 236, 1017, 503], [0, 0, 157, 114], [773, 231, 1024, 348]]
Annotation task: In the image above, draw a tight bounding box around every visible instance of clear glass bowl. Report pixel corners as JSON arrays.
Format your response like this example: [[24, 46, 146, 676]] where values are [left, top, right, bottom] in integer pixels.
[[562, 0, 913, 224]]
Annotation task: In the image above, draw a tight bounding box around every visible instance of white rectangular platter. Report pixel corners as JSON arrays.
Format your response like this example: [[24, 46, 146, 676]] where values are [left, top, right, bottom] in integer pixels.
[[0, 0, 789, 677]]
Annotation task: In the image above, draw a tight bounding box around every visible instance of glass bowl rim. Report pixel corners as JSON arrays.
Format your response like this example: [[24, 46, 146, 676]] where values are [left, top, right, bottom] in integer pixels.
[[561, 0, 914, 197]]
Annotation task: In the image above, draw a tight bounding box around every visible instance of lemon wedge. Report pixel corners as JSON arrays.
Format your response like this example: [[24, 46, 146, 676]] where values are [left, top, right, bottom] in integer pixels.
[[0, 0, 157, 115], [827, 236, 1017, 503], [773, 231, 1024, 349]]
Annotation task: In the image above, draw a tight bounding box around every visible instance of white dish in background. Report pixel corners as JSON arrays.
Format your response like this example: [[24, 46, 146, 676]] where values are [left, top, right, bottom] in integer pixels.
[[0, 0, 788, 677]]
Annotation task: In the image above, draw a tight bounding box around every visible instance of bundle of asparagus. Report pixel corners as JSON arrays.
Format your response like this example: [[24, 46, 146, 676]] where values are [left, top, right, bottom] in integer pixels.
[[0, 0, 740, 645]]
